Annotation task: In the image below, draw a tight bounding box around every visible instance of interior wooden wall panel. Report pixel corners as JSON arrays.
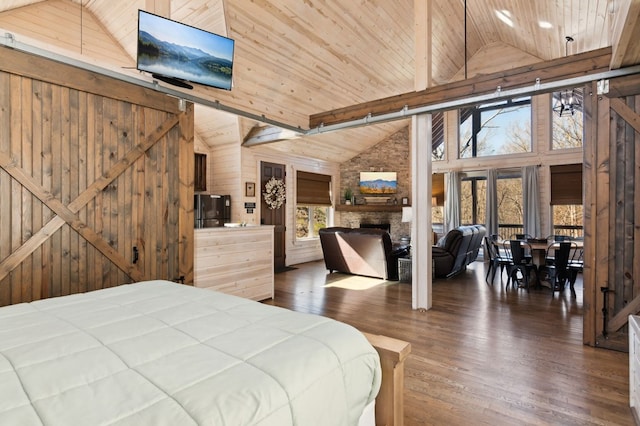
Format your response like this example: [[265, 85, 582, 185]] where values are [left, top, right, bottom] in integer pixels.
[[0, 49, 193, 306]]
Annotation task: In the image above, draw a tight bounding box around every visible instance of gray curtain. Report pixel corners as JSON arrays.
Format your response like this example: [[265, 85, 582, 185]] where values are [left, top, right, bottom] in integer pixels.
[[523, 165, 541, 238], [485, 169, 498, 237], [445, 171, 460, 231]]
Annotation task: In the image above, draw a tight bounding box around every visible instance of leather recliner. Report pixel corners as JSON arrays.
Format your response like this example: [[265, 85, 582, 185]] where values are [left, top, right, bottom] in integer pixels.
[[433, 225, 486, 278], [319, 227, 407, 280]]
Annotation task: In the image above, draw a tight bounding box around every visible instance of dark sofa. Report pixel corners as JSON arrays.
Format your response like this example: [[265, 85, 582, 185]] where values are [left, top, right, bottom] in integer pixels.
[[433, 225, 486, 278], [319, 227, 408, 280]]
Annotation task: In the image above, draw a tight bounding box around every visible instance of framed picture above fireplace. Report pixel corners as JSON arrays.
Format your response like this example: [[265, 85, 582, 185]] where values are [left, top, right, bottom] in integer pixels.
[[359, 171, 397, 194]]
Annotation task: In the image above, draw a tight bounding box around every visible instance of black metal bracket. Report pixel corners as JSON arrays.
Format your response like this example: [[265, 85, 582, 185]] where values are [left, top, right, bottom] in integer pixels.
[[601, 287, 611, 338]]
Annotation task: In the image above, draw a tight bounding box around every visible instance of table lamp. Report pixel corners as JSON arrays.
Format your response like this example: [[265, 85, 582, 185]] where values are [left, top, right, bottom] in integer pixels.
[[400, 206, 412, 244]]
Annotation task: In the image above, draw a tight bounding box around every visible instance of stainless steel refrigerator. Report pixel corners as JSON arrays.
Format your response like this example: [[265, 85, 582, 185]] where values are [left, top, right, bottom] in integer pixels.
[[194, 194, 231, 228]]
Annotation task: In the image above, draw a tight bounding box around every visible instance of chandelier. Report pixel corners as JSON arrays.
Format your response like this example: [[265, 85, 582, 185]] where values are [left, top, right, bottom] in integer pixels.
[[553, 89, 580, 117], [553, 36, 580, 117]]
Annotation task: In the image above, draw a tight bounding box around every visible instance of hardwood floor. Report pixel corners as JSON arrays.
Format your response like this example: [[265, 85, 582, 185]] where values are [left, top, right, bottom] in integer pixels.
[[266, 260, 634, 426]]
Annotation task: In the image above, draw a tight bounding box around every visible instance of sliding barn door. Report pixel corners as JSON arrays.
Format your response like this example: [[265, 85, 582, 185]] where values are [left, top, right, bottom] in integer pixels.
[[0, 47, 194, 306], [583, 75, 640, 349]]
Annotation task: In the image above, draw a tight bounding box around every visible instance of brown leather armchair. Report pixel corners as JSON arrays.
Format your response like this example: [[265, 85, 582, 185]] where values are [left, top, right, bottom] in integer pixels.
[[319, 227, 408, 280]]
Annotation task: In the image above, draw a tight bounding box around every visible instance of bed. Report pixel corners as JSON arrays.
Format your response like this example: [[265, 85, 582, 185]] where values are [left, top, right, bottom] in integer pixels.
[[0, 280, 386, 425]]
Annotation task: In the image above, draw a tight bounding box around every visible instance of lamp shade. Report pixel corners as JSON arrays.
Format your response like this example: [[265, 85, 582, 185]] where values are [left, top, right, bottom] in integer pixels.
[[401, 206, 413, 222]]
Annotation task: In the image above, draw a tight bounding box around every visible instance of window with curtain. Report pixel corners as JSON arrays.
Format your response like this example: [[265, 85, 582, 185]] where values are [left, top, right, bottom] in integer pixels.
[[296, 171, 332, 240], [550, 164, 583, 238], [460, 171, 522, 234], [459, 97, 532, 158]]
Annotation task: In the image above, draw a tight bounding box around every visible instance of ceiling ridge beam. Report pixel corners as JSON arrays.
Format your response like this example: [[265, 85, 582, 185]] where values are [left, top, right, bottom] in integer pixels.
[[309, 47, 616, 129]]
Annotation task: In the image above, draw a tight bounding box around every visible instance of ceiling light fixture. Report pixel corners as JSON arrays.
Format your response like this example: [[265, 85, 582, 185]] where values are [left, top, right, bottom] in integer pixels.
[[552, 36, 580, 117], [553, 89, 580, 117]]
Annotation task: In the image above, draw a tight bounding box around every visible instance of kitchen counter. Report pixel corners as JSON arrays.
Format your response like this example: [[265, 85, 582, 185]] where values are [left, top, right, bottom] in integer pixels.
[[194, 225, 274, 300]]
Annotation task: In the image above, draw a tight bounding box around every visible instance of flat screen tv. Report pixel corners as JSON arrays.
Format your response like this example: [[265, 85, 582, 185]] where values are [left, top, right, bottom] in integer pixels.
[[359, 172, 397, 194], [137, 10, 235, 90]]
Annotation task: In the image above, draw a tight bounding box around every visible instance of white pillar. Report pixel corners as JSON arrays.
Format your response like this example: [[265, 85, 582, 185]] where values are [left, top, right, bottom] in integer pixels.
[[411, 114, 433, 310]]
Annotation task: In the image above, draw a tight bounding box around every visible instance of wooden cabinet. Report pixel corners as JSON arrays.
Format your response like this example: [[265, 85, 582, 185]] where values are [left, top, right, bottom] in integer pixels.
[[194, 226, 274, 300]]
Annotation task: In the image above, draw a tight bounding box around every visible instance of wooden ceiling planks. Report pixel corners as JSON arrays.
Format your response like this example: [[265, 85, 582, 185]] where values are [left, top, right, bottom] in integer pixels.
[[0, 0, 623, 162]]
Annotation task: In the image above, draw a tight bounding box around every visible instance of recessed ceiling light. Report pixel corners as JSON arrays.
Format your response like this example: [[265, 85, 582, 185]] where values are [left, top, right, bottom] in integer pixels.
[[495, 10, 514, 27], [538, 21, 552, 29]]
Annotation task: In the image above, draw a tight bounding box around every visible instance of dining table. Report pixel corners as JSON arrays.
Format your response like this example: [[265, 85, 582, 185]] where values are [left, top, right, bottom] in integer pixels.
[[522, 239, 584, 267], [495, 238, 584, 267]]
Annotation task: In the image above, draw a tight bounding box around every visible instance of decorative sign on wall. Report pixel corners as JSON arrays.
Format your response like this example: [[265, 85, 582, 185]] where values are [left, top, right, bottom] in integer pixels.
[[244, 202, 256, 214], [245, 182, 255, 197]]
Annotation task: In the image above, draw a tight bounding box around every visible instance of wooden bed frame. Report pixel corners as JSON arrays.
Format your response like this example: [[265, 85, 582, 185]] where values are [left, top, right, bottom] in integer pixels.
[[363, 332, 412, 426]]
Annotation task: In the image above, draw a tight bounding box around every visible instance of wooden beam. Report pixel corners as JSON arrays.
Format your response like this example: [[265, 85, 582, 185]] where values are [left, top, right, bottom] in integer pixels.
[[607, 73, 640, 98], [610, 0, 640, 69], [243, 125, 301, 146], [309, 47, 613, 129]]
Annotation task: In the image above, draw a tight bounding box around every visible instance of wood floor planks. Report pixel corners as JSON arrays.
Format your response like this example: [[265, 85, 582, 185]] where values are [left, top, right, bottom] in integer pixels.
[[267, 260, 634, 425]]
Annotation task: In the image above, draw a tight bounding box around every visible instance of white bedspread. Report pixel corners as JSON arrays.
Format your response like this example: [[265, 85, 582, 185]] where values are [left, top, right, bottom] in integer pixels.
[[0, 280, 381, 425]]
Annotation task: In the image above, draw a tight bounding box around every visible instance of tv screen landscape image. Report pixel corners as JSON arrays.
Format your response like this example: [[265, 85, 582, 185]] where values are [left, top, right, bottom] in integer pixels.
[[359, 172, 397, 194], [137, 10, 235, 90]]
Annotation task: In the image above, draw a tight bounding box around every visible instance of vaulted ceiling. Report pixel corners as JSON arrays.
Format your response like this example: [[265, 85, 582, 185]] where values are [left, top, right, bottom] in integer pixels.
[[0, 0, 627, 162]]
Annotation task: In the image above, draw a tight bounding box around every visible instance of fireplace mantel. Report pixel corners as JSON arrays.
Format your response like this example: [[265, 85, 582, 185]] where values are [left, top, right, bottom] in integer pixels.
[[335, 205, 406, 212]]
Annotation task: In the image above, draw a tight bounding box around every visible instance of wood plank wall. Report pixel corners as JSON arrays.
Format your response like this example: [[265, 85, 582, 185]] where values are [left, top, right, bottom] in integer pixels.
[[0, 47, 194, 306], [583, 74, 640, 349]]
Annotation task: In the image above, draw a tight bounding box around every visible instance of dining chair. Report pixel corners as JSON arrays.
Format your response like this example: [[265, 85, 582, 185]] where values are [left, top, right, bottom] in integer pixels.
[[508, 240, 538, 291], [543, 241, 577, 266], [566, 248, 584, 296], [539, 242, 573, 297], [484, 236, 511, 284]]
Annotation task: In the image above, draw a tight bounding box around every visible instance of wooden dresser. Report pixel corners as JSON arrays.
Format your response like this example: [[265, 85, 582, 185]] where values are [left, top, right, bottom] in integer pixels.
[[194, 226, 275, 301]]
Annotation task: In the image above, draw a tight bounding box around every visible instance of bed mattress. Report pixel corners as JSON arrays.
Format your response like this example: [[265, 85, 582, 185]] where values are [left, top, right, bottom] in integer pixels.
[[0, 280, 381, 425]]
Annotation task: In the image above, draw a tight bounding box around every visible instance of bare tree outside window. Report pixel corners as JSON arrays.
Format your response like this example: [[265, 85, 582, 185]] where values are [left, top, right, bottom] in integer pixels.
[[459, 98, 531, 158]]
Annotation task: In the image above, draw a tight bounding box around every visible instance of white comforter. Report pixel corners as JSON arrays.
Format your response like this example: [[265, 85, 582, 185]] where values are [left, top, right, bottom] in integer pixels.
[[0, 280, 381, 425]]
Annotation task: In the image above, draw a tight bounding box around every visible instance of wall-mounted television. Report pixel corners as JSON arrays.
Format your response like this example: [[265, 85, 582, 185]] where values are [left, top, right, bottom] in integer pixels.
[[137, 10, 235, 90], [359, 172, 397, 194]]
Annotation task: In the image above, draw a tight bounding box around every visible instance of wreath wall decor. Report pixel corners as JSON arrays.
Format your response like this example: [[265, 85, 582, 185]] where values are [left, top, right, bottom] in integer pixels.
[[263, 177, 286, 209]]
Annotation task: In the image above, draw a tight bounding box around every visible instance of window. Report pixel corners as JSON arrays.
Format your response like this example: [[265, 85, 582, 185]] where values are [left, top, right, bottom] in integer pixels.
[[460, 177, 486, 225], [550, 164, 583, 238], [296, 171, 332, 240], [432, 112, 445, 161], [496, 175, 523, 228], [460, 171, 522, 235], [459, 97, 532, 158], [552, 205, 584, 239], [432, 173, 445, 225], [552, 89, 583, 150], [296, 206, 329, 239]]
